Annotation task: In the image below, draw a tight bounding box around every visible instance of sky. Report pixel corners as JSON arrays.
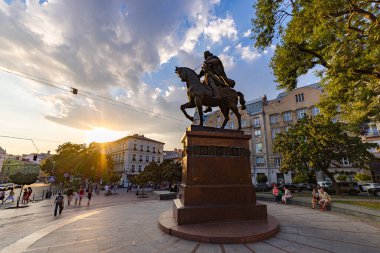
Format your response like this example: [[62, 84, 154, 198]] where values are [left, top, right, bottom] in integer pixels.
[[0, 0, 319, 155]]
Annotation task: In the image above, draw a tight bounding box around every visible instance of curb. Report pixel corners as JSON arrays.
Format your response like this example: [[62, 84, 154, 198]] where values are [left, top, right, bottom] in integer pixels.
[[256, 194, 380, 222]]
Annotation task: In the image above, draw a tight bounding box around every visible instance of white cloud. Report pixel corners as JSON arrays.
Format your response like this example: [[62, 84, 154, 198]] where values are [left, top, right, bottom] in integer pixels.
[[243, 29, 251, 38], [203, 15, 237, 43], [219, 54, 235, 70], [235, 43, 267, 62]]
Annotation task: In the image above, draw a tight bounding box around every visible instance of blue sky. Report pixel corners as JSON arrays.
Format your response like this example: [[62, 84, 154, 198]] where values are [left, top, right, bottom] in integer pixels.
[[0, 0, 319, 155]]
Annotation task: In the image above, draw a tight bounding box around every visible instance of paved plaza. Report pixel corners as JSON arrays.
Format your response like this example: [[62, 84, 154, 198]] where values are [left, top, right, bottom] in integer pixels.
[[1, 191, 380, 253]]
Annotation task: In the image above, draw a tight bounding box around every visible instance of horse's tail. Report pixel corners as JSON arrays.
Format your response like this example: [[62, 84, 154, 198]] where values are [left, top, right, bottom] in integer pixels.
[[237, 91, 246, 110]]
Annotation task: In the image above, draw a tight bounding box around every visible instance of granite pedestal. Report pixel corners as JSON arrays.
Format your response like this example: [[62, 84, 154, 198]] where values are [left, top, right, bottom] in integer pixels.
[[158, 126, 279, 243]]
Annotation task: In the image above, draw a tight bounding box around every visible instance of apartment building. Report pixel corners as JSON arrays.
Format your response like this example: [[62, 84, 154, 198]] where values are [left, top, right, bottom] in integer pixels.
[[92, 134, 164, 186], [203, 84, 371, 184]]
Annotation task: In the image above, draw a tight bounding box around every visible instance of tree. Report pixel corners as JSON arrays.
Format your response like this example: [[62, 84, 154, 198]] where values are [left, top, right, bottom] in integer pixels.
[[9, 173, 38, 207], [256, 174, 268, 184], [354, 172, 372, 182], [336, 174, 348, 197], [134, 160, 182, 187], [252, 0, 380, 128], [273, 116, 377, 193]]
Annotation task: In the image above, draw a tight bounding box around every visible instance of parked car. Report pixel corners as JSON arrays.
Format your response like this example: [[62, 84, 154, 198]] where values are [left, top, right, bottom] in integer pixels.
[[255, 183, 270, 192], [281, 183, 302, 193], [368, 187, 380, 197], [338, 182, 361, 195], [0, 184, 7, 191], [360, 183, 380, 192], [317, 181, 335, 193]]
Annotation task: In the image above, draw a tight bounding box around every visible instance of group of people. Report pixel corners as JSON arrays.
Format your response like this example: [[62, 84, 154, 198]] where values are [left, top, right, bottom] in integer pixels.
[[54, 185, 94, 216], [21, 187, 33, 204], [272, 184, 332, 210], [0, 188, 15, 205], [272, 185, 293, 204]]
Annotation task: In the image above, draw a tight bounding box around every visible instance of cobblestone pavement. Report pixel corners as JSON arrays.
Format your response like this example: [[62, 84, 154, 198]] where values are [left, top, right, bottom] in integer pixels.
[[2, 198, 379, 253]]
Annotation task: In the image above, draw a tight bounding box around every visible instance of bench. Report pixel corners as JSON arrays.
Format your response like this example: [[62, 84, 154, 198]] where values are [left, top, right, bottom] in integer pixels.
[[153, 191, 177, 200]]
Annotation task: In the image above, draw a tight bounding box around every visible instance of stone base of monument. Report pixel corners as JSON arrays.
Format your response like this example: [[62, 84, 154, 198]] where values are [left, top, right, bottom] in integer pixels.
[[158, 126, 279, 243], [158, 209, 279, 244]]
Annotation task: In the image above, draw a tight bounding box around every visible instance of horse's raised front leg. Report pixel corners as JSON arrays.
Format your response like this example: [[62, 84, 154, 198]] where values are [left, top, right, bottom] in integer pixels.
[[180, 102, 196, 122]]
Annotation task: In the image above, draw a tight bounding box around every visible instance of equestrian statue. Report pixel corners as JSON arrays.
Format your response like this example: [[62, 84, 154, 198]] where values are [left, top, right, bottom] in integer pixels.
[[176, 51, 246, 130]]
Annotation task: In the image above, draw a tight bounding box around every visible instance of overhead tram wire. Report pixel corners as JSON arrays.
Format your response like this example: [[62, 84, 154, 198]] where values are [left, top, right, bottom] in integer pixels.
[[0, 135, 40, 153], [0, 65, 189, 126]]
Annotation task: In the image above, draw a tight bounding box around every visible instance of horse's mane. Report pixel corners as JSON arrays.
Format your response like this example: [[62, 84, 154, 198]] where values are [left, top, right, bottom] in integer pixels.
[[181, 67, 198, 78]]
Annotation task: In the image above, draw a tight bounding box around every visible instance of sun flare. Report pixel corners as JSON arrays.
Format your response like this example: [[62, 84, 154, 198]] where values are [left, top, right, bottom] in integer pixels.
[[85, 127, 127, 143]]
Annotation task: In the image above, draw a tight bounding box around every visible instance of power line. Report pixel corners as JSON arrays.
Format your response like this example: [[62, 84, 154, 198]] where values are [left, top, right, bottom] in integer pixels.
[[0, 135, 40, 153], [0, 65, 188, 125]]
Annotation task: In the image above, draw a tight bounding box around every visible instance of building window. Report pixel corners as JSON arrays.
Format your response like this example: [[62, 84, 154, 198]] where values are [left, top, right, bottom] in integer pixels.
[[254, 129, 261, 138], [341, 158, 350, 166], [312, 106, 320, 116], [139, 155, 143, 161], [255, 157, 265, 167], [297, 108, 307, 119], [138, 165, 142, 172], [295, 93, 304, 103], [140, 145, 143, 151], [283, 111, 292, 122], [153, 147, 156, 153], [269, 114, 279, 124], [157, 157, 161, 163], [146, 156, 149, 162], [131, 164, 135, 172], [152, 156, 155, 162], [132, 154, 136, 161], [253, 117, 260, 127], [274, 157, 282, 167], [133, 144, 137, 150], [147, 146, 150, 152], [272, 128, 281, 139], [255, 143, 263, 153]]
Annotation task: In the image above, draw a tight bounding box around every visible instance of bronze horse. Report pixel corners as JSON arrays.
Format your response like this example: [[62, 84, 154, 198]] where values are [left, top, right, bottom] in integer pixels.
[[175, 67, 246, 130]]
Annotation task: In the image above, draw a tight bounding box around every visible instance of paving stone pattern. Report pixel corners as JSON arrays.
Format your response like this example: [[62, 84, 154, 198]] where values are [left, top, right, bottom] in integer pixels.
[[20, 200, 380, 253]]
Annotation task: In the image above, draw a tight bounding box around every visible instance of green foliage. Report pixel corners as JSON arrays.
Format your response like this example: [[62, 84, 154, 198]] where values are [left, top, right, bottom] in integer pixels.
[[336, 174, 348, 182], [354, 172, 372, 182], [50, 142, 113, 182], [133, 160, 182, 186], [273, 116, 377, 186], [252, 0, 380, 127], [292, 173, 309, 184], [256, 174, 268, 184], [9, 172, 38, 185]]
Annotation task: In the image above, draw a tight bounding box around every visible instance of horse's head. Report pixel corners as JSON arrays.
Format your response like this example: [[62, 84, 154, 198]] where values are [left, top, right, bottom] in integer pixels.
[[175, 66, 186, 82]]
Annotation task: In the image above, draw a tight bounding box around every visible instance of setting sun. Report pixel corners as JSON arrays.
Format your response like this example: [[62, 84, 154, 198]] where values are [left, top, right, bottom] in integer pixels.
[[85, 127, 127, 143]]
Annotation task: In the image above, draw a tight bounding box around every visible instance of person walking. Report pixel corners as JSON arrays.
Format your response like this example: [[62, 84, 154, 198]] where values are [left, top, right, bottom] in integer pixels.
[[78, 186, 85, 205], [0, 189, 5, 204], [87, 188, 92, 206], [22, 188, 28, 204], [54, 192, 64, 216], [27, 187, 33, 203], [66, 188, 73, 206], [5, 188, 15, 203]]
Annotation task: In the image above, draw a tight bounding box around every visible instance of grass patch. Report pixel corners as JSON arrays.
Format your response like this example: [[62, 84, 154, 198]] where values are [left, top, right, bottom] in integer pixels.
[[334, 200, 380, 210]]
